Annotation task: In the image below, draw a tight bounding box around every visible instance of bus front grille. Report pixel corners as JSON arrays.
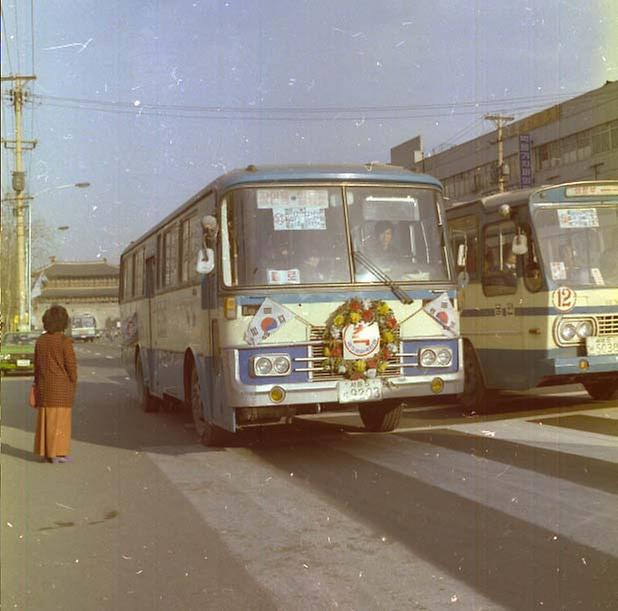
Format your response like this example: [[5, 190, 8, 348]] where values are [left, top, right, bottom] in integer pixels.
[[596, 314, 618, 336], [306, 326, 401, 381]]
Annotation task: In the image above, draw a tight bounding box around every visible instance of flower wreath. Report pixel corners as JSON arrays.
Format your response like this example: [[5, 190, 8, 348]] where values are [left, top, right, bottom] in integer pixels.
[[322, 298, 400, 380]]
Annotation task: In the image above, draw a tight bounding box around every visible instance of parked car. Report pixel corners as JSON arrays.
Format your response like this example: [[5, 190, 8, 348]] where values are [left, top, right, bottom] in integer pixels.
[[0, 332, 39, 375]]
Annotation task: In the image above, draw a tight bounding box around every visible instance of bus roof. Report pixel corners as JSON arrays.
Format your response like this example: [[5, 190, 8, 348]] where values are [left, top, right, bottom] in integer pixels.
[[446, 181, 618, 215], [121, 164, 442, 257]]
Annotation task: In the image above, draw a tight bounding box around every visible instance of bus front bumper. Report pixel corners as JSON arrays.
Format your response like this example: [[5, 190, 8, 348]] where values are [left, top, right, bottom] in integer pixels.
[[229, 372, 464, 409]]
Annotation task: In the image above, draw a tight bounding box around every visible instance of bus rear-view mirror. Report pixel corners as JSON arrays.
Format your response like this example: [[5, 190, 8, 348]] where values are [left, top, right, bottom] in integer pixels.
[[456, 243, 467, 268], [196, 247, 215, 275], [511, 233, 528, 255]]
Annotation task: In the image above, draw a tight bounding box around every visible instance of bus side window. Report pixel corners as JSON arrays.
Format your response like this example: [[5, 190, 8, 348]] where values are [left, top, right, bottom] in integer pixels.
[[523, 225, 543, 293], [482, 220, 518, 296]]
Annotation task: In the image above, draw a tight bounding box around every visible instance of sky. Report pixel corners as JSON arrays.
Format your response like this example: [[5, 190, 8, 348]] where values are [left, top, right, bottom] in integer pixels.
[[2, 0, 617, 265]]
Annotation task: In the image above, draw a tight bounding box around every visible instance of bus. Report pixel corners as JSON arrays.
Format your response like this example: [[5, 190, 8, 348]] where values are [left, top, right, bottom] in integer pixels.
[[70, 313, 98, 342], [446, 181, 618, 408], [120, 164, 463, 444]]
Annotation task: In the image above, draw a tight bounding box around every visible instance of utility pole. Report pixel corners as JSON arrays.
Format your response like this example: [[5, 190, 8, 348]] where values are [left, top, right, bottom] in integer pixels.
[[1, 75, 37, 331], [484, 114, 514, 193]]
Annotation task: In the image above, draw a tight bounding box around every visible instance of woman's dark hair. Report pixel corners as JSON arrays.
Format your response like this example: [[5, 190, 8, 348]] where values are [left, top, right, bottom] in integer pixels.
[[42, 305, 69, 333], [375, 220, 393, 236]]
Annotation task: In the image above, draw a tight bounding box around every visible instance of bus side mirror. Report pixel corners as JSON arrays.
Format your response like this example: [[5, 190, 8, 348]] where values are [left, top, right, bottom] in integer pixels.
[[201, 215, 219, 240], [512, 233, 528, 255], [456, 243, 467, 268], [196, 247, 215, 275]]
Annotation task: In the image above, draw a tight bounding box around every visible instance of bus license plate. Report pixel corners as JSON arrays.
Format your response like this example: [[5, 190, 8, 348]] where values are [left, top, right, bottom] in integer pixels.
[[586, 336, 618, 356], [338, 379, 383, 404], [16, 359, 31, 367]]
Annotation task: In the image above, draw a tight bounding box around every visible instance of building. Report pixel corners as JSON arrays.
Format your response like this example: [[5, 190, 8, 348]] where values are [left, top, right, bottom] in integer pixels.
[[391, 81, 618, 200], [32, 258, 120, 330]]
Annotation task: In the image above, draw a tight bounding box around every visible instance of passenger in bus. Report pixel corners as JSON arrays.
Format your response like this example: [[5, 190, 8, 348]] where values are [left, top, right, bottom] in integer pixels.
[[299, 252, 328, 282], [366, 221, 398, 262], [560, 244, 587, 283], [599, 229, 618, 283]]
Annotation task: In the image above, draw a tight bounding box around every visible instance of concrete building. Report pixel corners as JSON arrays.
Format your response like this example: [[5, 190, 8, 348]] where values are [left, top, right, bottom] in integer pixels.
[[391, 81, 618, 200], [32, 259, 120, 331]]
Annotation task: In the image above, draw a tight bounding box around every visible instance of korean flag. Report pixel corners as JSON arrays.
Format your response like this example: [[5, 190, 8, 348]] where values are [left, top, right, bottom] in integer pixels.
[[423, 292, 459, 337], [244, 298, 295, 345]]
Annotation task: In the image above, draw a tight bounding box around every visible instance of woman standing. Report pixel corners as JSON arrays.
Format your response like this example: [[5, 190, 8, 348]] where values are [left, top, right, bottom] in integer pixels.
[[33, 305, 78, 464]]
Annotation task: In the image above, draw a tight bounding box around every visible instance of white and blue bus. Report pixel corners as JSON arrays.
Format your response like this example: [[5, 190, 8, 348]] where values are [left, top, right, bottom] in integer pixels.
[[120, 164, 463, 444], [447, 181, 618, 408]]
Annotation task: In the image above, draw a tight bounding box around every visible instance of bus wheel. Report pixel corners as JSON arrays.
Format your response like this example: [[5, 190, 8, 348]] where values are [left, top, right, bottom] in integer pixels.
[[189, 365, 227, 446], [136, 356, 158, 413], [358, 401, 402, 432], [583, 379, 618, 401], [460, 343, 492, 412]]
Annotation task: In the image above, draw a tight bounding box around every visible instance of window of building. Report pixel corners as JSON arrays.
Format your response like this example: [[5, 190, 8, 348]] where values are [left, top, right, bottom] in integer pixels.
[[133, 249, 144, 296], [611, 120, 618, 150], [592, 123, 611, 155], [482, 220, 518, 296]]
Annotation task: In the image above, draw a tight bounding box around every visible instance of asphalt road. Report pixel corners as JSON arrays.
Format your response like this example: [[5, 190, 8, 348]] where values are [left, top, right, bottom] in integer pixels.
[[2, 343, 617, 610]]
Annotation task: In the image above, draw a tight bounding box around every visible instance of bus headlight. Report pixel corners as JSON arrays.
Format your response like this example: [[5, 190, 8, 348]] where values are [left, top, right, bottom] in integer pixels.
[[254, 357, 273, 376], [251, 354, 292, 377], [273, 356, 291, 375], [559, 323, 577, 342], [419, 349, 436, 367], [576, 321, 593, 339], [436, 348, 453, 367]]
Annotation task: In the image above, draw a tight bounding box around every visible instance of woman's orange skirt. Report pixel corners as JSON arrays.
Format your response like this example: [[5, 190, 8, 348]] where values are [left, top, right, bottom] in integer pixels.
[[34, 407, 72, 458]]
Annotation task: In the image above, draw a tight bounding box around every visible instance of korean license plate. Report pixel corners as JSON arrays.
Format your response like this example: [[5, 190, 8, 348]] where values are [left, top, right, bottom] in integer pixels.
[[16, 359, 31, 367], [338, 378, 383, 404], [586, 336, 618, 356]]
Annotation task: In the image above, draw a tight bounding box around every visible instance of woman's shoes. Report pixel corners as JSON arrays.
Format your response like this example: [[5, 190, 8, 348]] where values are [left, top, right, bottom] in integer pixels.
[[48, 456, 73, 463]]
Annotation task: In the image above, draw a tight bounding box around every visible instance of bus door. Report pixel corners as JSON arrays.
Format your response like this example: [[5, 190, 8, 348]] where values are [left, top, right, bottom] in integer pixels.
[[479, 219, 527, 388]]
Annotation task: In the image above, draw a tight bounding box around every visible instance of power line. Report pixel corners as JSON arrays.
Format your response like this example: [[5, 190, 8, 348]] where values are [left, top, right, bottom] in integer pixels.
[[1, 4, 15, 74], [33, 90, 586, 115]]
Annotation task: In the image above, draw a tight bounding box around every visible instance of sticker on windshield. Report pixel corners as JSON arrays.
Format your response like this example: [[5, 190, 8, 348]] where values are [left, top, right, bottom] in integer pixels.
[[550, 261, 567, 280], [258, 189, 329, 209], [266, 268, 300, 285], [557, 208, 599, 229], [273, 207, 326, 231], [591, 268, 605, 286]]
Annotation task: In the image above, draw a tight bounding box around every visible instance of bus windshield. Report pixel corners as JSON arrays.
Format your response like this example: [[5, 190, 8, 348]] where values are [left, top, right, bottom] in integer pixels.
[[224, 185, 448, 286], [72, 316, 95, 328], [533, 203, 618, 287]]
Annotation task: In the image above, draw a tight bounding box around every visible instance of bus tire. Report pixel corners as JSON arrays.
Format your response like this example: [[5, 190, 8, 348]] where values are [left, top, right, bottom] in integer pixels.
[[189, 365, 228, 446], [583, 379, 618, 401], [136, 356, 158, 413], [358, 401, 402, 432], [459, 342, 493, 412]]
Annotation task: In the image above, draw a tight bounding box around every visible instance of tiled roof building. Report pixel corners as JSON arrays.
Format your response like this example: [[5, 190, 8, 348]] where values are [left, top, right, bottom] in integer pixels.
[[32, 258, 120, 331]]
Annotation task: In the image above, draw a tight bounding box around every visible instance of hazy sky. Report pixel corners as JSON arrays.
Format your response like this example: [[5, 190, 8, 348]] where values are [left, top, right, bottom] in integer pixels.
[[2, 1, 617, 264]]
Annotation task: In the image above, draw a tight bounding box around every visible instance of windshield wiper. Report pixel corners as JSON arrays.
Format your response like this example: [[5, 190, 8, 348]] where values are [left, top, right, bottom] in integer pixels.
[[353, 250, 414, 305]]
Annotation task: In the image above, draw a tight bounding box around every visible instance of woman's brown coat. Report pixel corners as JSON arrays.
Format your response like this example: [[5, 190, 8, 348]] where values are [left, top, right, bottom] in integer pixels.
[[34, 332, 77, 407]]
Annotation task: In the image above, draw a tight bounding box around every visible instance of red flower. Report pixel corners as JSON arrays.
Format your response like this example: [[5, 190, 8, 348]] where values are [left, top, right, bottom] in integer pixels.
[[349, 300, 362, 312], [350, 371, 364, 380], [386, 317, 397, 329], [362, 309, 374, 322], [366, 358, 378, 369], [330, 345, 342, 358], [380, 348, 391, 360]]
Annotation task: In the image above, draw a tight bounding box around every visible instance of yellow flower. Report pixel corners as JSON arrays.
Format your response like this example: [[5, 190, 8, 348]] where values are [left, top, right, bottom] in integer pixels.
[[377, 302, 390, 316], [324, 346, 331, 357], [377, 361, 389, 373], [334, 314, 345, 327], [353, 360, 367, 372], [349, 312, 361, 323], [382, 330, 395, 343]]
